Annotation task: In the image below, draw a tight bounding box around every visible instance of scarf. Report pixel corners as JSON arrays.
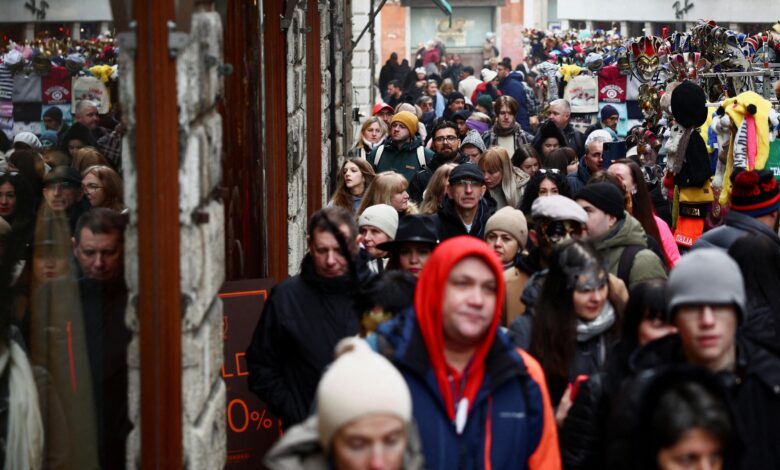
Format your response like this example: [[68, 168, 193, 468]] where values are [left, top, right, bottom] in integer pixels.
[[0, 340, 44, 470], [493, 121, 522, 137], [363, 136, 384, 151], [576, 301, 615, 342]]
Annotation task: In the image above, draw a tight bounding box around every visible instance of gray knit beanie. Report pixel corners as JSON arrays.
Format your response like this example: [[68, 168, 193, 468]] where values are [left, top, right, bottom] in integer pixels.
[[460, 130, 486, 153], [666, 248, 746, 321]]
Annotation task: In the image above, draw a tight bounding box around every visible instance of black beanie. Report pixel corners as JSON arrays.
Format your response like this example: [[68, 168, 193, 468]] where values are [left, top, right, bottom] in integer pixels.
[[43, 106, 63, 122], [671, 80, 707, 128], [447, 91, 465, 106], [575, 182, 626, 219]]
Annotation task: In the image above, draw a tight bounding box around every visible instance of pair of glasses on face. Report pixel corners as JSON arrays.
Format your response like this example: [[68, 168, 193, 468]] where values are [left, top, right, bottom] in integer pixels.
[[452, 179, 481, 188], [537, 168, 560, 175], [83, 183, 103, 193], [434, 135, 458, 143]]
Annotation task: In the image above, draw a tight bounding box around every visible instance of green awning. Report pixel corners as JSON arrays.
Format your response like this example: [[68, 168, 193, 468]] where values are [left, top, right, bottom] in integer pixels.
[[432, 0, 453, 15]]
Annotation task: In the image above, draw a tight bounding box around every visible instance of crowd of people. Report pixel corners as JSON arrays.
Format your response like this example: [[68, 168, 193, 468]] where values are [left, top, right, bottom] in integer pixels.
[[0, 95, 128, 468], [250, 24, 780, 470]]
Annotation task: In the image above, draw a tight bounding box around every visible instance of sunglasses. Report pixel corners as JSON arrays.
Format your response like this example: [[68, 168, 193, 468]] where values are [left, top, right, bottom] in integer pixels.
[[537, 168, 561, 175], [0, 171, 20, 177]]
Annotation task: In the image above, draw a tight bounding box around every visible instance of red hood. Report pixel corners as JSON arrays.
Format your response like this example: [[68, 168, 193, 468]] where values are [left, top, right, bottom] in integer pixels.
[[414, 235, 505, 421]]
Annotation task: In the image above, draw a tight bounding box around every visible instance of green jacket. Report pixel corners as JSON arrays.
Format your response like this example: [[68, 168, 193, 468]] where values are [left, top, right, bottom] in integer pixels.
[[369, 136, 434, 182], [593, 214, 667, 290]]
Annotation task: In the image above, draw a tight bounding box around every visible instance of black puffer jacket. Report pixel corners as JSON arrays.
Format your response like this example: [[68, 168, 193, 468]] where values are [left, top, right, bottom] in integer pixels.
[[431, 194, 496, 241], [246, 256, 360, 429], [607, 334, 780, 469]]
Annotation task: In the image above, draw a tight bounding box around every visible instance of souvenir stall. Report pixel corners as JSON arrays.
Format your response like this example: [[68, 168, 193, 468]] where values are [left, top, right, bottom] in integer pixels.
[[0, 36, 119, 140]]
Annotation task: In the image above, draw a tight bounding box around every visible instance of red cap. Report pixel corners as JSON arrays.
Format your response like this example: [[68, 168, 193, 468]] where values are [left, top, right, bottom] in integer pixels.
[[372, 102, 394, 115]]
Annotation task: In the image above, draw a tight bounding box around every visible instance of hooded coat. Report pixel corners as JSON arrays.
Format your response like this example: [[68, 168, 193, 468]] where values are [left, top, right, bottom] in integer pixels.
[[369, 136, 434, 183], [246, 255, 361, 429], [591, 215, 667, 290], [373, 236, 561, 469], [693, 209, 780, 251]]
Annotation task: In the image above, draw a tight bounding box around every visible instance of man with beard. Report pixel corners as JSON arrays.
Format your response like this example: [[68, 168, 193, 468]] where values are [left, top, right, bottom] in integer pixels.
[[694, 169, 780, 250], [408, 121, 467, 203]]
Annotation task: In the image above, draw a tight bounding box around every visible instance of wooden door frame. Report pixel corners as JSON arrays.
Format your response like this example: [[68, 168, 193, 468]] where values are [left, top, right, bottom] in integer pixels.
[[134, 0, 182, 467]]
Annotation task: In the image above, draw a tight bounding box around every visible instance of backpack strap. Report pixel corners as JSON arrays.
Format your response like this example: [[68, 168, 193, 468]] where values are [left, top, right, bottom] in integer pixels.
[[373, 145, 385, 166], [416, 146, 426, 168], [617, 245, 644, 287]]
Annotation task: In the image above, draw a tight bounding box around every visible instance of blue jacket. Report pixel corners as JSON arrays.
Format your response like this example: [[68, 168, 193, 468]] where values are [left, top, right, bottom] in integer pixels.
[[374, 310, 561, 470], [499, 72, 531, 132], [567, 157, 592, 195], [693, 210, 780, 251]]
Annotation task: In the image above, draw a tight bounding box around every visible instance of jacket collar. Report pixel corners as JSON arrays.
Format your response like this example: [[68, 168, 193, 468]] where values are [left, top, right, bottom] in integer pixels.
[[725, 210, 780, 245]]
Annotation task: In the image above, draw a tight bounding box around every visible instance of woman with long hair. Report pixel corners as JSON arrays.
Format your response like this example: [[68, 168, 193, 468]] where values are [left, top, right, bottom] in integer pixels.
[[357, 171, 418, 217], [527, 240, 620, 407], [608, 159, 679, 268], [478, 146, 529, 209], [511, 144, 540, 178], [419, 163, 456, 215], [0, 172, 36, 255], [378, 215, 438, 278], [519, 169, 572, 217], [81, 165, 125, 212], [329, 158, 376, 214], [347, 117, 387, 160]]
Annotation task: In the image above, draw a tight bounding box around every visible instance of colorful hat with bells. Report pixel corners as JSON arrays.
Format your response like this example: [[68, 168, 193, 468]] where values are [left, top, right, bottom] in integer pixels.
[[630, 36, 662, 82]]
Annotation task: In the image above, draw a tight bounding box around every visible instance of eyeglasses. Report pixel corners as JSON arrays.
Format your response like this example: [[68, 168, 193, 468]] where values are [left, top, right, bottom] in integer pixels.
[[537, 168, 561, 175], [83, 183, 103, 194], [434, 135, 459, 143], [452, 179, 481, 188]]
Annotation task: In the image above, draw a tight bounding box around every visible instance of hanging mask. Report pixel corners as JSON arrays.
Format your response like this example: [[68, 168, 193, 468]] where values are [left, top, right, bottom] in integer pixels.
[[616, 47, 631, 75], [630, 36, 662, 82], [32, 50, 52, 75], [560, 253, 608, 292], [539, 220, 584, 246], [585, 52, 604, 72], [639, 84, 661, 125]]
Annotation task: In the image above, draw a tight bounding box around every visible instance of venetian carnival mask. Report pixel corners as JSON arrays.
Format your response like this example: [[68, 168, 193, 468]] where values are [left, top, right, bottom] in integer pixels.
[[638, 84, 662, 125], [616, 47, 631, 74], [631, 36, 662, 82]]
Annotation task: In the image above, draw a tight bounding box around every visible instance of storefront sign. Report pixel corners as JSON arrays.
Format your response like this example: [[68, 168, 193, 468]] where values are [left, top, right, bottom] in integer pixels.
[[220, 279, 282, 468], [410, 7, 494, 50]]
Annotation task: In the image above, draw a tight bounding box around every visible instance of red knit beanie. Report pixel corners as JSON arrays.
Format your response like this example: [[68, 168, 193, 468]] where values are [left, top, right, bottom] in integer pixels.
[[729, 169, 780, 217]]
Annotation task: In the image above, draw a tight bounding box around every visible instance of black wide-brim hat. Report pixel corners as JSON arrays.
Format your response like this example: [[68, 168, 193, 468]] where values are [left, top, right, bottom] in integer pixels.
[[377, 215, 439, 252]]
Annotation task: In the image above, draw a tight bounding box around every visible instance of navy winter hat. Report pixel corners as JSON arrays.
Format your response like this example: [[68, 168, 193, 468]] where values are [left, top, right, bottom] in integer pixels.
[[600, 105, 619, 121], [448, 162, 485, 184], [447, 92, 465, 106], [43, 106, 63, 122], [575, 182, 626, 219]]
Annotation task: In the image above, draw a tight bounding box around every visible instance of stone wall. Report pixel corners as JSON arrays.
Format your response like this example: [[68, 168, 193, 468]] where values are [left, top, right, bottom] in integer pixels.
[[286, 0, 351, 275], [121, 9, 227, 469], [351, 0, 375, 142]]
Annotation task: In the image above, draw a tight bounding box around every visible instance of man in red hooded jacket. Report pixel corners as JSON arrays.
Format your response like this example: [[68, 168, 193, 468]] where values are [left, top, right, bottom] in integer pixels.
[[374, 236, 561, 469]]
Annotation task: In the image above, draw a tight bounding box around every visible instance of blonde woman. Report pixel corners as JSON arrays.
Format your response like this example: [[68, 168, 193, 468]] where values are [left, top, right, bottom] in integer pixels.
[[347, 117, 387, 160], [328, 158, 376, 214], [478, 146, 529, 209], [357, 171, 418, 217], [419, 163, 456, 214]]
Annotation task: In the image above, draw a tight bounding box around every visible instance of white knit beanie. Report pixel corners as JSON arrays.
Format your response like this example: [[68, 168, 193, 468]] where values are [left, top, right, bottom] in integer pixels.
[[316, 337, 412, 448], [358, 204, 399, 239]]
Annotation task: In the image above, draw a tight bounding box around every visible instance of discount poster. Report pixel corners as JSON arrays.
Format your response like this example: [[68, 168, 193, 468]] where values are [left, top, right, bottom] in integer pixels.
[[220, 279, 281, 468]]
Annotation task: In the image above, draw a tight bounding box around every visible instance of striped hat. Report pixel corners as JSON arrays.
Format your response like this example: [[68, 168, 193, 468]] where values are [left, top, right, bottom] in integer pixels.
[[729, 169, 780, 217]]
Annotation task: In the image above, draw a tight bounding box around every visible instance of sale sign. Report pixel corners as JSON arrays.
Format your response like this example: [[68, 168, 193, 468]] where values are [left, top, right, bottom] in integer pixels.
[[220, 279, 282, 468]]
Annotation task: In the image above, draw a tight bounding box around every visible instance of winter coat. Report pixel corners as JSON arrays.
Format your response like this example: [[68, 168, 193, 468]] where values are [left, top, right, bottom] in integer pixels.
[[498, 72, 531, 131], [370, 136, 434, 183], [591, 215, 667, 290], [561, 123, 585, 157], [654, 214, 680, 268], [374, 309, 562, 470], [246, 255, 361, 428], [79, 277, 131, 469], [693, 209, 780, 251], [611, 334, 780, 469], [432, 194, 496, 241], [265, 414, 426, 470], [379, 60, 398, 100], [566, 157, 592, 195], [481, 124, 534, 155], [408, 152, 467, 203]]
